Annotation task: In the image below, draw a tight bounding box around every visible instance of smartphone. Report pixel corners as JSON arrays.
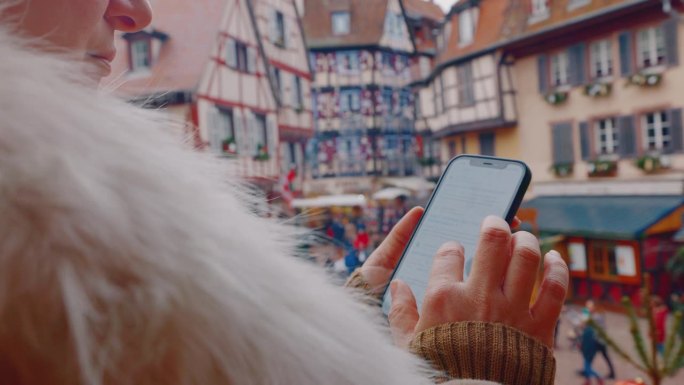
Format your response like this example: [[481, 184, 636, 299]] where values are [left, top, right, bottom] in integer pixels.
[[381, 155, 531, 315]]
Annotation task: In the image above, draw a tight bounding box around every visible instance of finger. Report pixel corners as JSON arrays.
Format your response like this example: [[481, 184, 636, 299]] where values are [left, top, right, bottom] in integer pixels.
[[427, 241, 465, 286], [531, 251, 569, 338], [469, 216, 513, 291], [503, 232, 542, 307], [369, 207, 424, 269], [388, 280, 419, 349], [511, 216, 522, 229]]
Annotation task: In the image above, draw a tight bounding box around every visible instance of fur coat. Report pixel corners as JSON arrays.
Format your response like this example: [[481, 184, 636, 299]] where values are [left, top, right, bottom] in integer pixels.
[[0, 28, 499, 385]]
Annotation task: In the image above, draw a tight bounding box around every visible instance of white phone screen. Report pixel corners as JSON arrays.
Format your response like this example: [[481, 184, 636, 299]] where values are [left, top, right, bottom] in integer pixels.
[[381, 156, 527, 315]]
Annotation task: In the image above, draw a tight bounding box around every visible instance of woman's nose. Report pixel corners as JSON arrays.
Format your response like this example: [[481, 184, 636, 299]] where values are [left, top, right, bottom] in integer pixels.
[[105, 0, 153, 32]]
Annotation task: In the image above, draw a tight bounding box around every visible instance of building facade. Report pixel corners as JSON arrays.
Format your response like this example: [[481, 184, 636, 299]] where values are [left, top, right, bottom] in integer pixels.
[[502, 0, 684, 301], [413, 0, 519, 180], [302, 0, 420, 186], [107, 0, 313, 198]]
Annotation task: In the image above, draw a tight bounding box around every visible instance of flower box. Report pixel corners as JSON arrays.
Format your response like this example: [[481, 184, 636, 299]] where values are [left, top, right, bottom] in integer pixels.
[[587, 159, 618, 177], [254, 144, 270, 161], [544, 91, 569, 106], [551, 163, 574, 177], [627, 73, 662, 88], [635, 154, 671, 173], [221, 137, 237, 155], [584, 82, 612, 98]]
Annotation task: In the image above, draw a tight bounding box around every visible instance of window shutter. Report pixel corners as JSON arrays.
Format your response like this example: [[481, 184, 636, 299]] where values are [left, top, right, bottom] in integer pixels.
[[247, 47, 257, 74], [267, 116, 278, 157], [478, 133, 495, 156], [568, 43, 586, 86], [233, 110, 244, 155], [208, 107, 222, 153], [225, 38, 237, 68], [270, 10, 278, 43], [551, 122, 574, 164], [537, 55, 548, 94], [579, 121, 591, 160], [617, 115, 637, 158], [668, 108, 683, 153], [664, 19, 679, 66], [618, 32, 633, 76]]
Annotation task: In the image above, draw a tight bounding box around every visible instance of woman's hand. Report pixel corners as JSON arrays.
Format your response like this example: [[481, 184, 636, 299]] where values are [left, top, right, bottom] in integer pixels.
[[360, 208, 522, 293], [388, 215, 568, 349]]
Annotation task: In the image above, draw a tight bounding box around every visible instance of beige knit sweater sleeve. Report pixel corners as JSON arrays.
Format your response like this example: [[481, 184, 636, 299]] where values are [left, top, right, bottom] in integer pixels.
[[345, 270, 555, 385]]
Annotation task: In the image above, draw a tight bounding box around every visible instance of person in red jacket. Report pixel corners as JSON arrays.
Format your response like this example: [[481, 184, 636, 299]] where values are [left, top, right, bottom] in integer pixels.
[[652, 295, 669, 355]]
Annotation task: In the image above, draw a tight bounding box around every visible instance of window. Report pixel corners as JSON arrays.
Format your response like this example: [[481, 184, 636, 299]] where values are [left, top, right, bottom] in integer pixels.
[[235, 41, 249, 72], [294, 76, 303, 110], [226, 39, 252, 73], [340, 89, 361, 112], [550, 52, 569, 86], [637, 26, 666, 69], [331, 11, 350, 35], [272, 67, 282, 101], [643, 110, 670, 151], [590, 242, 618, 278], [433, 76, 443, 115], [456, 63, 475, 106], [254, 114, 268, 153], [336, 51, 360, 73], [209, 107, 236, 155], [590, 40, 613, 79], [381, 52, 393, 71], [595, 118, 618, 155], [530, 0, 549, 19], [458, 9, 477, 46], [273, 11, 286, 47], [479, 132, 495, 156], [131, 39, 151, 71], [382, 88, 393, 115]]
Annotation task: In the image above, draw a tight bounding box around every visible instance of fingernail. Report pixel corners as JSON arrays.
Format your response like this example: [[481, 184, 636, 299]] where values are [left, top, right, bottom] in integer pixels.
[[483, 215, 505, 228], [547, 250, 561, 259]]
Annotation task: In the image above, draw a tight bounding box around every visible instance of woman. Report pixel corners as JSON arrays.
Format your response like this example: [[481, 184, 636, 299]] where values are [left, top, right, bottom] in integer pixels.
[[0, 1, 568, 384]]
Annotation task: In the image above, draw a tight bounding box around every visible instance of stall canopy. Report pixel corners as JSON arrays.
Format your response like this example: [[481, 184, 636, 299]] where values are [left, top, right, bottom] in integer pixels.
[[522, 195, 684, 239], [292, 194, 366, 208], [373, 187, 411, 200]]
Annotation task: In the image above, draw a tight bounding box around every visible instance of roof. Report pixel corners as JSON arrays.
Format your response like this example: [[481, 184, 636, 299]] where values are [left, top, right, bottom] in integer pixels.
[[435, 0, 509, 66], [302, 0, 390, 48], [522, 195, 684, 240], [105, 0, 226, 96], [403, 0, 445, 21]]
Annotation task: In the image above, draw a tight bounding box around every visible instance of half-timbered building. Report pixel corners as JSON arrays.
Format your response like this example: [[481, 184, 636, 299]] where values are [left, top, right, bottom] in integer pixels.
[[302, 0, 419, 188], [106, 0, 313, 198]]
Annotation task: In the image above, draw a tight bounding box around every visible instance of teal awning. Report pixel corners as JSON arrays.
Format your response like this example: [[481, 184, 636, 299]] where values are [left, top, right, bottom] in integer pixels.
[[522, 195, 684, 240]]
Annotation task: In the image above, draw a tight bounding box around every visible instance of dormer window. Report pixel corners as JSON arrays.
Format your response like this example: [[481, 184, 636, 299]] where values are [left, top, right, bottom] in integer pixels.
[[332, 11, 350, 35], [131, 39, 151, 71], [122, 29, 169, 73], [458, 8, 478, 46], [529, 0, 550, 23]]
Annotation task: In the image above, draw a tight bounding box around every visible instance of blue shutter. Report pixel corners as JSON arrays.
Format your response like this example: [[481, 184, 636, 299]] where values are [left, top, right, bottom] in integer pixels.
[[618, 32, 633, 76], [537, 55, 548, 94], [579, 121, 591, 160], [551, 123, 575, 164], [664, 19, 679, 66], [617, 115, 637, 158], [568, 43, 587, 86], [479, 133, 495, 156], [668, 108, 683, 153], [225, 38, 237, 68]]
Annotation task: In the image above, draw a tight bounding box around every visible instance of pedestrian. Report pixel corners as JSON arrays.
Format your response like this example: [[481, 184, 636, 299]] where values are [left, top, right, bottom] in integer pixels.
[[580, 321, 604, 385], [652, 295, 669, 355], [585, 300, 616, 379], [0, 1, 569, 384]]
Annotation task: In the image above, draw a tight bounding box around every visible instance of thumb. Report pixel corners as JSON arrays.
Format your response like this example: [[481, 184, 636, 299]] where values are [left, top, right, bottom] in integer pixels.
[[388, 280, 419, 349]]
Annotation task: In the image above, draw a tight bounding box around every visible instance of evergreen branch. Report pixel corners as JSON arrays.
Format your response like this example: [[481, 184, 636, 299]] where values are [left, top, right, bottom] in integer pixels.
[[664, 311, 682, 374], [624, 296, 653, 372]]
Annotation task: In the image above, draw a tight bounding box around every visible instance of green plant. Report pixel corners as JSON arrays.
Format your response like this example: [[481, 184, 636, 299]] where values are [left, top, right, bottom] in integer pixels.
[[589, 274, 684, 385], [627, 73, 662, 88], [550, 162, 573, 177], [254, 144, 270, 161], [221, 137, 237, 154], [587, 159, 618, 177], [635, 154, 670, 173], [544, 91, 569, 106], [418, 157, 437, 166], [584, 82, 612, 98]]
